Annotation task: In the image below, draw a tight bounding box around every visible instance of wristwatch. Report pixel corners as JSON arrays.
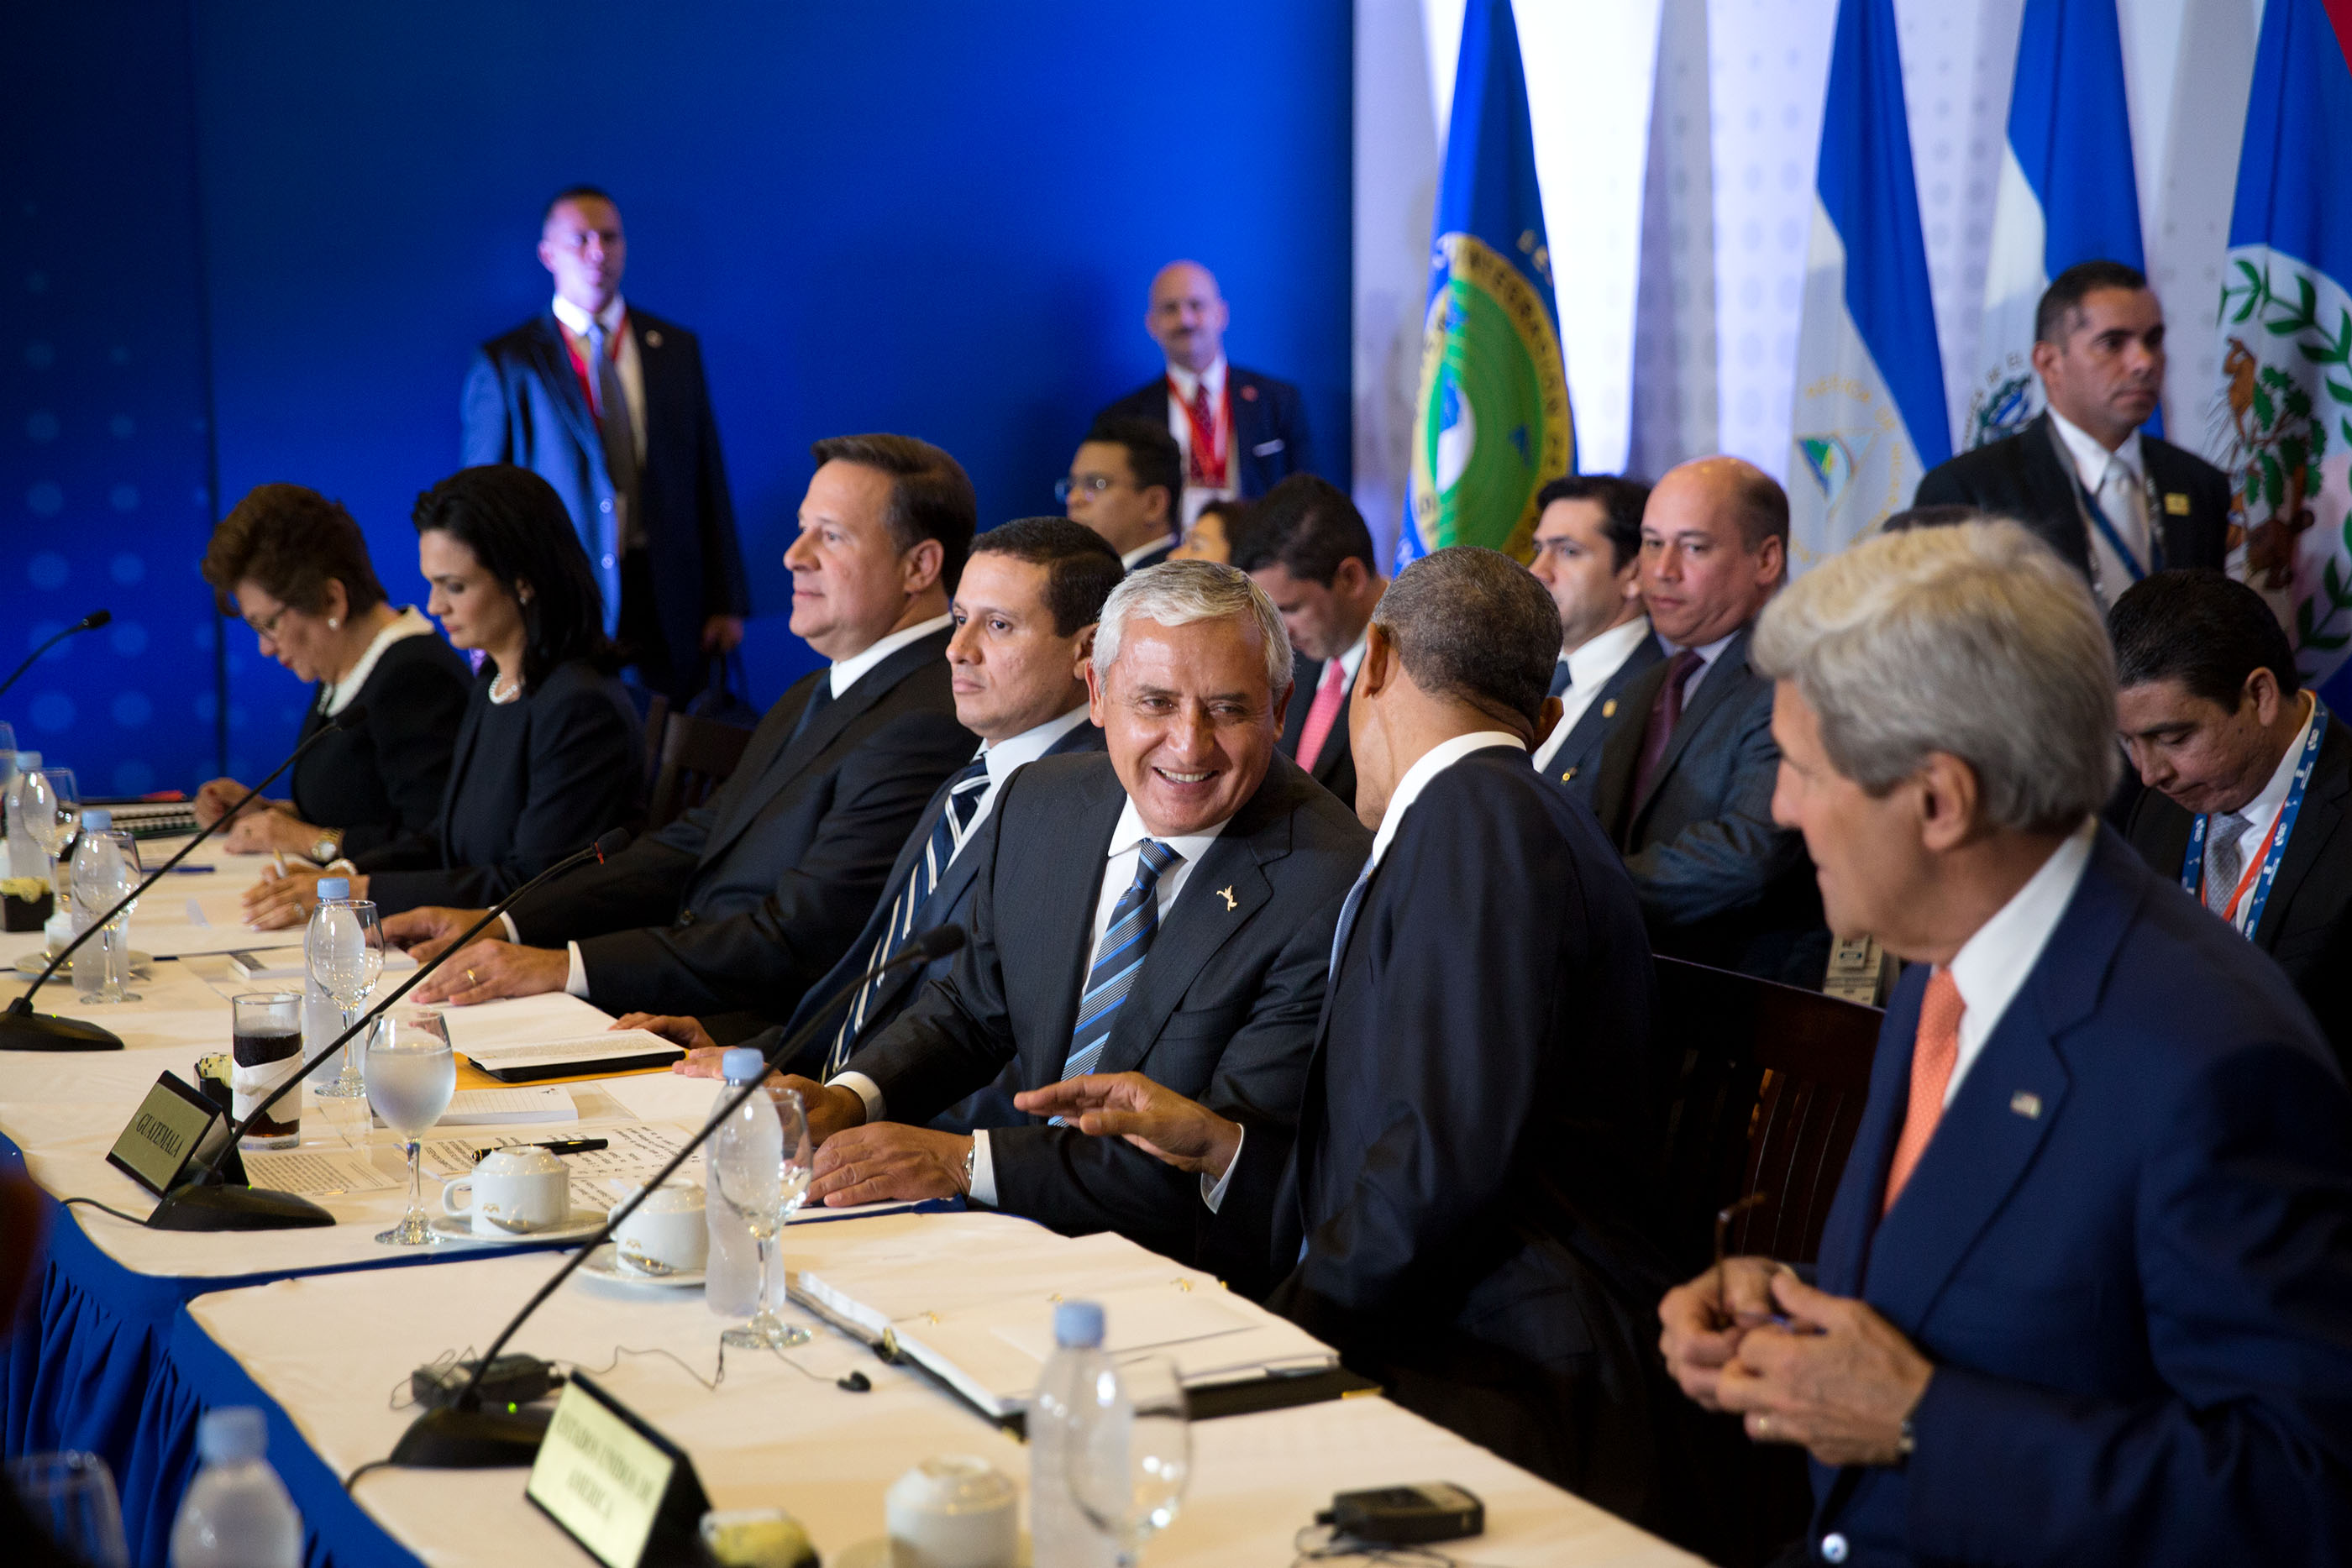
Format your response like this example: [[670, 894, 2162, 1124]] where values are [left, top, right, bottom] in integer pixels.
[[961, 1141, 977, 1196], [310, 828, 344, 864]]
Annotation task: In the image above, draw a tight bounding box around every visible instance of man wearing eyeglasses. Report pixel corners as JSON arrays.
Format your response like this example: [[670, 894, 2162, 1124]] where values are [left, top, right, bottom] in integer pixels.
[[1062, 417, 1184, 570]]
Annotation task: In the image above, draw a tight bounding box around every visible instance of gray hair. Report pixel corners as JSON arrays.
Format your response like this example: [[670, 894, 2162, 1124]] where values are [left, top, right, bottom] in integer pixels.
[[1371, 546, 1560, 729], [1751, 520, 2118, 833], [1093, 559, 1294, 696]]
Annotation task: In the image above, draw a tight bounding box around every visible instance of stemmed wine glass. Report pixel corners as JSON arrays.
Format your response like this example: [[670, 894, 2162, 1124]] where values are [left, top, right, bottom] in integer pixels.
[[711, 1085, 814, 1350], [365, 1011, 455, 1246], [23, 768, 80, 915], [69, 822, 142, 1003], [1068, 1355, 1192, 1567], [308, 895, 382, 1099]]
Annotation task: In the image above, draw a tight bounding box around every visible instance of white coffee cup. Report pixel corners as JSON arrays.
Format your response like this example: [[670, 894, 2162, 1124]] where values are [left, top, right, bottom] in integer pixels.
[[885, 1455, 1018, 1568], [440, 1146, 569, 1236], [612, 1182, 708, 1274]]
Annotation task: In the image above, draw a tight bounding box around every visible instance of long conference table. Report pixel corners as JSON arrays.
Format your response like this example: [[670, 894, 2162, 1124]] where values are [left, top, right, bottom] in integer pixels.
[[0, 840, 1700, 1567]]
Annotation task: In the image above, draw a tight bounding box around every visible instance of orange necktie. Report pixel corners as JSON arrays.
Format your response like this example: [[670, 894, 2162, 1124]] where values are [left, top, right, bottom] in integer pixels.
[[1882, 967, 1962, 1215]]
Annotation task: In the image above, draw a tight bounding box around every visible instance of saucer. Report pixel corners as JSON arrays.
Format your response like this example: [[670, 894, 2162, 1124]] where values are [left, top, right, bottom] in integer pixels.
[[426, 1210, 608, 1246], [14, 951, 154, 979], [577, 1241, 705, 1290]]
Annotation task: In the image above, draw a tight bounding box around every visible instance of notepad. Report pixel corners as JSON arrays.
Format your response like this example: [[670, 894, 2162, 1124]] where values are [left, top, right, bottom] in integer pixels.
[[428, 1088, 579, 1126], [463, 1030, 685, 1083]]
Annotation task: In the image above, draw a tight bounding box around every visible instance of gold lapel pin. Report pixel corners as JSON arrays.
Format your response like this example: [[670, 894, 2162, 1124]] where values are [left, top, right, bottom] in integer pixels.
[[1217, 886, 1237, 911], [1561, 767, 1578, 783], [2163, 492, 2190, 516], [645, 329, 664, 349], [1601, 698, 1617, 719]]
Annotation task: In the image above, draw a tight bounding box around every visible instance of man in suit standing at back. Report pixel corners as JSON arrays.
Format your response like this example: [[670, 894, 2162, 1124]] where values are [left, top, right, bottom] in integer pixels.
[[1590, 458, 1826, 984], [1236, 475, 1388, 813], [388, 435, 978, 1022], [1914, 260, 2230, 606], [1098, 261, 1313, 529], [1526, 474, 1662, 800], [462, 186, 751, 703], [1659, 521, 2352, 1567], [2110, 569, 2352, 1075]]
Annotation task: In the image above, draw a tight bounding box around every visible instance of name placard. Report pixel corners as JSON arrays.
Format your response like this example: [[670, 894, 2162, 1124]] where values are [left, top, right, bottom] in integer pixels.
[[527, 1372, 708, 1568], [106, 1072, 240, 1199]]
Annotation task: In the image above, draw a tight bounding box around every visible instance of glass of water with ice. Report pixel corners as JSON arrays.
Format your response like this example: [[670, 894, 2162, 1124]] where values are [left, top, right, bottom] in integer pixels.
[[364, 1010, 455, 1246]]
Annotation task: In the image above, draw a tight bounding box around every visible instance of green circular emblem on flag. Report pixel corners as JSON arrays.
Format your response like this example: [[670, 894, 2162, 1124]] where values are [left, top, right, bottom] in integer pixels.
[[1410, 233, 1571, 561]]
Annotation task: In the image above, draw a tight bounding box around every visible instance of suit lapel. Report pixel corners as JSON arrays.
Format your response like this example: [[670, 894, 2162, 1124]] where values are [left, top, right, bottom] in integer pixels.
[[1557, 632, 1661, 771], [2255, 716, 2352, 947], [523, 316, 605, 463], [1630, 630, 1755, 824], [1816, 968, 1921, 1298], [1592, 658, 1667, 839], [1280, 659, 1319, 753], [2141, 438, 2205, 569], [2019, 412, 2096, 574]]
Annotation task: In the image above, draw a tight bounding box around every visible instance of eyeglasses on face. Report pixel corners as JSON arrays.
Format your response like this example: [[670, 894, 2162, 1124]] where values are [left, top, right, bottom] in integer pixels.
[[1055, 474, 1131, 503]]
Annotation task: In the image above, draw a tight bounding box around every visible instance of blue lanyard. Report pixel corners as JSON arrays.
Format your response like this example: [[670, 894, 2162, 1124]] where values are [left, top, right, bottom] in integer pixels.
[[2052, 422, 2159, 584], [2181, 701, 2328, 938]]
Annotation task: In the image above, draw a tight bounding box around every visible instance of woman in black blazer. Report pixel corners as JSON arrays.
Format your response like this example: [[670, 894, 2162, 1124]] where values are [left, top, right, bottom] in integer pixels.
[[197, 485, 473, 862], [243, 466, 643, 925]]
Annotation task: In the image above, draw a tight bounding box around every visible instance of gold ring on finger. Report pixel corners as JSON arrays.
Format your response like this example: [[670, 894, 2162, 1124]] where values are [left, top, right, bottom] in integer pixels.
[[466, 968, 478, 985]]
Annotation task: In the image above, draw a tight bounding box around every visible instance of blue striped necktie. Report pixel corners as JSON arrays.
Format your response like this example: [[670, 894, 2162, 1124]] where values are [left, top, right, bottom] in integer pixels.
[[1051, 839, 1183, 1120], [826, 758, 991, 1077]]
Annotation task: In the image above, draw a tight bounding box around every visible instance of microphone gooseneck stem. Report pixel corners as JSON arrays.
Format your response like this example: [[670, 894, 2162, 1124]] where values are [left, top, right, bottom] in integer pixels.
[[0, 611, 108, 704]]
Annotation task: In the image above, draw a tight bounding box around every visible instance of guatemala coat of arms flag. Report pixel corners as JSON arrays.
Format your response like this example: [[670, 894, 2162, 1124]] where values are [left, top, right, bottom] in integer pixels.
[[1969, 0, 2152, 449], [1788, 0, 1949, 569], [1398, 0, 1572, 569], [2218, 0, 2352, 701]]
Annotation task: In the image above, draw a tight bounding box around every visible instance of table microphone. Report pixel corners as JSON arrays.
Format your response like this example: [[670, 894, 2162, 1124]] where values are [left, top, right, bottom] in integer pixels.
[[147, 828, 634, 1232], [388, 922, 969, 1468], [0, 704, 371, 1053], [0, 610, 110, 704]]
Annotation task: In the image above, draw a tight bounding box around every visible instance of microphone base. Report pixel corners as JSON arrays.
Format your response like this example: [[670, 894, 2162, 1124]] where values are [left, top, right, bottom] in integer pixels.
[[390, 1403, 554, 1467], [0, 1009, 123, 1051], [147, 1181, 335, 1230]]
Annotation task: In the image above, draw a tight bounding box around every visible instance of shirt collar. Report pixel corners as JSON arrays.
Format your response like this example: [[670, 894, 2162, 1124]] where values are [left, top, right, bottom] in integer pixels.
[[1369, 731, 1526, 869], [2048, 406, 2144, 487], [979, 705, 1091, 784], [2234, 693, 2318, 825], [1331, 627, 1372, 684], [1120, 539, 1173, 569], [1105, 794, 1231, 867], [551, 294, 627, 340], [323, 607, 438, 716], [1166, 356, 1227, 401], [1665, 629, 1737, 666], [1944, 816, 2097, 1047], [828, 611, 953, 699], [1564, 616, 1651, 690]]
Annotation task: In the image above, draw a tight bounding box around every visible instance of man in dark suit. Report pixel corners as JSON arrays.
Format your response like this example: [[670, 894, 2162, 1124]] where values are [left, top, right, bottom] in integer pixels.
[[785, 563, 1370, 1262], [625, 518, 1124, 1123], [461, 186, 752, 702], [1590, 458, 1826, 985], [2110, 569, 2352, 1074], [1914, 260, 2230, 606], [1097, 260, 1313, 528], [1526, 473, 1662, 800], [1063, 418, 1184, 570], [1019, 547, 1686, 1525], [389, 435, 979, 1021], [1236, 475, 1388, 812], [1661, 521, 2352, 1567]]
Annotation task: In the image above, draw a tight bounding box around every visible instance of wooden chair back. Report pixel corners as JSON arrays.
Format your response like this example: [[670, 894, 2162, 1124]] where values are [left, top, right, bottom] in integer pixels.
[[644, 711, 753, 831]]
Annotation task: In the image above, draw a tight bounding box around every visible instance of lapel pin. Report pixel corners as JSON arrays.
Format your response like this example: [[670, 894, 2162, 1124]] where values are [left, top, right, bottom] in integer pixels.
[[1561, 766, 1578, 783], [1601, 699, 1617, 719], [2009, 1090, 2042, 1120], [644, 329, 664, 349], [2163, 491, 2190, 515], [1217, 886, 1238, 911], [1240, 384, 1259, 401]]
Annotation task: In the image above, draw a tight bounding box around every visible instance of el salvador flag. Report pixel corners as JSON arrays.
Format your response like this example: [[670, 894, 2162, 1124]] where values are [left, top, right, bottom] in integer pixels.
[[2218, 0, 2352, 699], [1969, 0, 2151, 450], [1788, 0, 1949, 570]]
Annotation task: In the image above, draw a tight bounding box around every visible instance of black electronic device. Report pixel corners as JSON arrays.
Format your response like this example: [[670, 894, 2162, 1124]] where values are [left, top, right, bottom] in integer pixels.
[[0, 703, 369, 1053], [1317, 1483, 1484, 1545], [0, 610, 109, 703], [411, 1354, 564, 1411], [386, 923, 969, 1470]]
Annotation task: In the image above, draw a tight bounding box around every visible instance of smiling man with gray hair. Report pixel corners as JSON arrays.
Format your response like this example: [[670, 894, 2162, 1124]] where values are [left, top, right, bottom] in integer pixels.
[[775, 560, 1370, 1261], [1657, 520, 2352, 1567]]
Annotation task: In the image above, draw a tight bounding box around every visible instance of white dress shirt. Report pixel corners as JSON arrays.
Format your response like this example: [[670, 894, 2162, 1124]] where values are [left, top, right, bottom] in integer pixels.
[[1671, 630, 1738, 703], [549, 294, 645, 464], [1940, 816, 2096, 1108], [2048, 406, 2151, 606], [549, 612, 958, 994], [2210, 694, 2318, 905], [319, 607, 438, 718], [1532, 616, 1652, 774], [1120, 539, 1173, 569], [1164, 356, 1236, 526]]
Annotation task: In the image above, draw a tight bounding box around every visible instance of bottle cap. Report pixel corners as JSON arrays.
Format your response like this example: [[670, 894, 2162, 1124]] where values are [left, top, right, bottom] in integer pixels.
[[197, 1406, 267, 1465], [79, 809, 112, 831], [1053, 1299, 1105, 1349], [720, 1047, 764, 1083], [14, 752, 38, 770], [315, 877, 350, 901]]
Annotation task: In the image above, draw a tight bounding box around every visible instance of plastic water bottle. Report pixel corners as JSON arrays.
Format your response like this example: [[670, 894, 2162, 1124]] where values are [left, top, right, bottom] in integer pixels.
[[704, 1047, 774, 1319], [169, 1407, 302, 1568], [1030, 1299, 1116, 1568], [5, 750, 43, 878]]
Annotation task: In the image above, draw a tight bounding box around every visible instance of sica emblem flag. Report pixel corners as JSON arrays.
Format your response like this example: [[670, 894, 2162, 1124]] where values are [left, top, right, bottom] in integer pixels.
[[1969, 0, 2150, 449], [1788, 0, 1949, 569], [2218, 0, 2352, 696], [1399, 0, 1572, 569]]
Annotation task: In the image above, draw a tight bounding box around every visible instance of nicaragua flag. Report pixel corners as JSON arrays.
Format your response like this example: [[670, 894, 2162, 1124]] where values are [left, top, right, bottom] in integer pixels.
[[1788, 0, 1949, 569], [1968, 0, 2151, 449], [2218, 0, 2352, 698], [1398, 0, 1573, 569]]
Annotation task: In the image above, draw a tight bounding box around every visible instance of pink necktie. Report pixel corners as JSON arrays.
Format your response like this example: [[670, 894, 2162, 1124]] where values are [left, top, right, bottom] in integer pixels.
[[1882, 968, 1963, 1215], [1295, 658, 1349, 770]]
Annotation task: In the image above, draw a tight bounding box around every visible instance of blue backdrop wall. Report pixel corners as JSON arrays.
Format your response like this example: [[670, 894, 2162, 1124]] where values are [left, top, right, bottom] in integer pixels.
[[7, 0, 1352, 789]]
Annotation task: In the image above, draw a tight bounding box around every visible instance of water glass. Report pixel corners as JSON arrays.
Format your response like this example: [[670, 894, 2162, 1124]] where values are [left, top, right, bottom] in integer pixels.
[[308, 896, 383, 1098], [365, 1010, 455, 1245], [8, 1450, 129, 1568], [231, 991, 305, 1149], [1068, 1355, 1191, 1566], [70, 826, 142, 1003], [713, 1086, 813, 1350], [23, 767, 79, 911]]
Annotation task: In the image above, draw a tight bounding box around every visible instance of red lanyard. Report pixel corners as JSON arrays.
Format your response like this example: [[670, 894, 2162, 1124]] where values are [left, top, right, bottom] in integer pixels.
[[1171, 374, 1226, 484], [561, 311, 626, 412]]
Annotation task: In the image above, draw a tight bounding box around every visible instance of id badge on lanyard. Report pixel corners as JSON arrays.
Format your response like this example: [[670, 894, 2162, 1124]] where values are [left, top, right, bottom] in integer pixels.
[[2181, 702, 2330, 937]]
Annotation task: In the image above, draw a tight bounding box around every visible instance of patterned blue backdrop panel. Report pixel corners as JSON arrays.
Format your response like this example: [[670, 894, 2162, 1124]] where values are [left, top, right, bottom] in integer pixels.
[[3, 2, 222, 796]]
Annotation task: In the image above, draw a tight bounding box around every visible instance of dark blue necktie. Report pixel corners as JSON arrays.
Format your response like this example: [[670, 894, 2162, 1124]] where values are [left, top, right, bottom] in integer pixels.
[[1051, 839, 1183, 1119], [1548, 659, 1573, 698], [1327, 857, 1375, 978], [826, 758, 991, 1076]]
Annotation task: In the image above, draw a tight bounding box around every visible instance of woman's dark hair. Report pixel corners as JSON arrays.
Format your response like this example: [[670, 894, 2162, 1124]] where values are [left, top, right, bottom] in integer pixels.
[[202, 484, 388, 617], [411, 465, 612, 689]]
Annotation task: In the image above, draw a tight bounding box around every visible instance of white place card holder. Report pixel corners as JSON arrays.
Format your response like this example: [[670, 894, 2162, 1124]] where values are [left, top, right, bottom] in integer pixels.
[[526, 1371, 709, 1568]]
